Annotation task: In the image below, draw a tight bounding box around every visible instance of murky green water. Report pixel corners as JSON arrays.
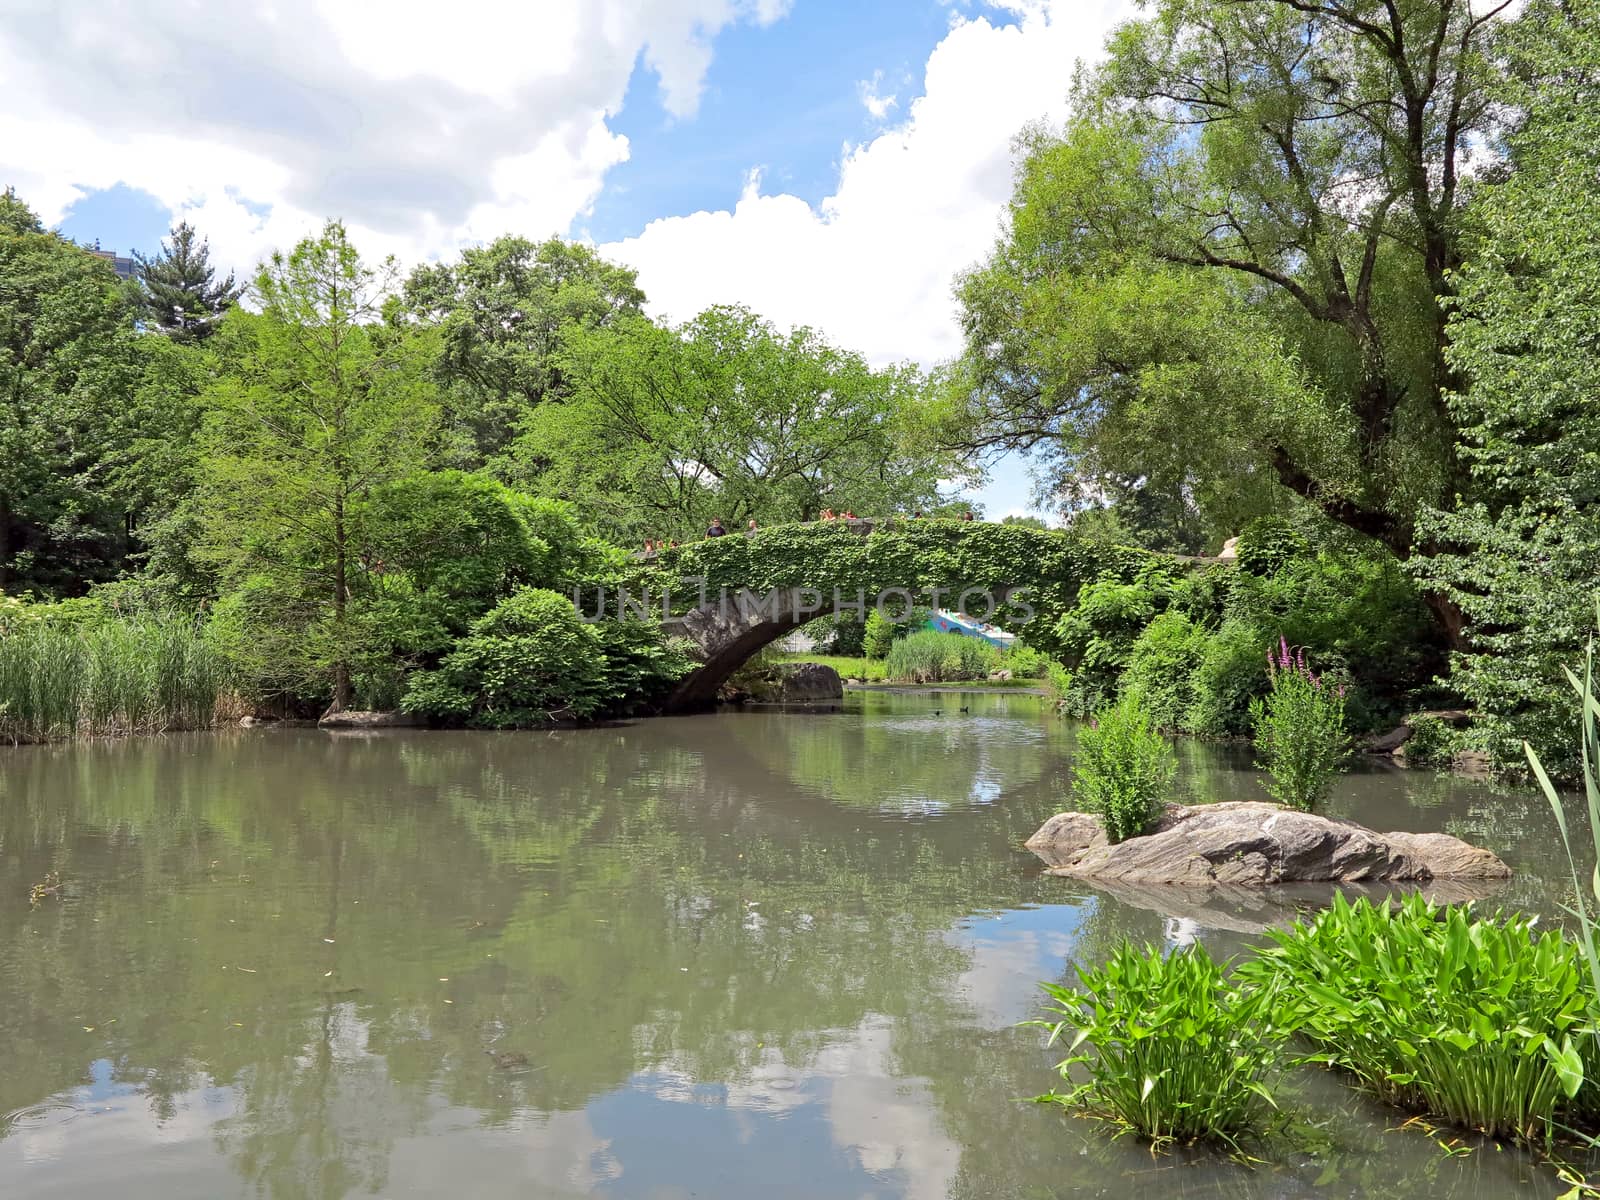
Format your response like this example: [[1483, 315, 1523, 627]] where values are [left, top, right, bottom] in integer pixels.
[[0, 692, 1586, 1197]]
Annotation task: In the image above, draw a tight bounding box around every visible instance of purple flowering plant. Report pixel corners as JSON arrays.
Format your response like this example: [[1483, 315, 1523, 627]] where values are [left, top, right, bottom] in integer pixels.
[[1249, 637, 1349, 812]]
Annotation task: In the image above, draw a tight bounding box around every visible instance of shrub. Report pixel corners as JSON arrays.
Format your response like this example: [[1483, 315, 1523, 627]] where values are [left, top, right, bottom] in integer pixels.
[[402, 587, 607, 727], [1233, 515, 1310, 576], [1243, 893, 1593, 1143], [589, 619, 695, 714], [1248, 640, 1348, 811], [1179, 619, 1263, 737], [1123, 610, 1209, 730], [1030, 942, 1289, 1149], [883, 629, 1001, 683], [1073, 691, 1176, 842], [862, 608, 895, 659], [1401, 712, 1460, 768], [1003, 643, 1050, 679]]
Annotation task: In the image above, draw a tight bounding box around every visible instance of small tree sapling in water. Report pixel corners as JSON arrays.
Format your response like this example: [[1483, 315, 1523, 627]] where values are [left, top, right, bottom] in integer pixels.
[[1073, 690, 1176, 843]]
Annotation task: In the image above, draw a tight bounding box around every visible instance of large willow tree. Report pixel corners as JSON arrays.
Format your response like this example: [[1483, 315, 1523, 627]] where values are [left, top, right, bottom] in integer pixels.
[[947, 0, 1512, 631]]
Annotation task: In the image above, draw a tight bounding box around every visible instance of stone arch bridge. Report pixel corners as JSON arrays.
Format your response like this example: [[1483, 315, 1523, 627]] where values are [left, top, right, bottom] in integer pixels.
[[607, 518, 1171, 712]]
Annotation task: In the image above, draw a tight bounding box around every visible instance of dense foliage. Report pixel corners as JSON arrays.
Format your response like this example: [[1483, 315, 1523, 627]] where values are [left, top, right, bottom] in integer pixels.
[[402, 588, 691, 726], [1413, 0, 1600, 771], [1052, 520, 1438, 734], [514, 306, 952, 545]]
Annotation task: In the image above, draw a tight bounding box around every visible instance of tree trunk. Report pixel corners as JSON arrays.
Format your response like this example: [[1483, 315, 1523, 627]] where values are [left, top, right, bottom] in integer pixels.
[[329, 494, 352, 714]]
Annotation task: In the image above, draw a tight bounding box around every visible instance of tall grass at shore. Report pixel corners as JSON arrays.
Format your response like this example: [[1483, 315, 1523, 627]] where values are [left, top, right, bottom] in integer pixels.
[[0, 615, 226, 742], [883, 630, 1001, 683]]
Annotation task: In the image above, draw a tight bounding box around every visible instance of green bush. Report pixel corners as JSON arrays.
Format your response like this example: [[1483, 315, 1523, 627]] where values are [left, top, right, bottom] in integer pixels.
[[1233, 515, 1310, 576], [365, 471, 589, 649], [1123, 610, 1208, 730], [883, 629, 1002, 683], [1030, 942, 1288, 1149], [1243, 893, 1593, 1143], [1003, 643, 1050, 679], [862, 608, 895, 659], [1249, 640, 1348, 811], [402, 587, 607, 727], [1402, 713, 1461, 768], [1073, 691, 1176, 842], [1185, 619, 1267, 737], [589, 619, 696, 714]]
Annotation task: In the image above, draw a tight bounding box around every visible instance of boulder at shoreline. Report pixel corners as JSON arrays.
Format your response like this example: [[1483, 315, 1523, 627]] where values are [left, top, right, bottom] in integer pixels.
[[1025, 801, 1511, 885]]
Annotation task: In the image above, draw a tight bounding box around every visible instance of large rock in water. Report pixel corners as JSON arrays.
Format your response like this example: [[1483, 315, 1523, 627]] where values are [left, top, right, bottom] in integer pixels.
[[746, 662, 844, 703], [317, 709, 425, 730], [1025, 802, 1510, 885]]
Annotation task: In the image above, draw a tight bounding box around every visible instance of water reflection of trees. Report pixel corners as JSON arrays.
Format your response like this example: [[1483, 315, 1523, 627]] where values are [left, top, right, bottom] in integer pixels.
[[0, 715, 1580, 1199], [0, 722, 1074, 1196]]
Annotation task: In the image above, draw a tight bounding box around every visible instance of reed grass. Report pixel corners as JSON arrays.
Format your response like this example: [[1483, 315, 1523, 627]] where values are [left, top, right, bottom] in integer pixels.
[[883, 630, 1001, 683], [1029, 941, 1288, 1150], [0, 614, 226, 742], [1527, 598, 1600, 1125]]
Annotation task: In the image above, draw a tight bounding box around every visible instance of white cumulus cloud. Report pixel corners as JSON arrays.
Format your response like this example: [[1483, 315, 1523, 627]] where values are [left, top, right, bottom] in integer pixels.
[[2, 0, 1130, 381], [0, 0, 790, 273], [602, 0, 1133, 366]]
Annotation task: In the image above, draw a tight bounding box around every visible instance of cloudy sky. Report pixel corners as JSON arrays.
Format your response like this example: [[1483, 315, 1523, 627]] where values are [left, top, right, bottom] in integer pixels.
[[2, 0, 1130, 516]]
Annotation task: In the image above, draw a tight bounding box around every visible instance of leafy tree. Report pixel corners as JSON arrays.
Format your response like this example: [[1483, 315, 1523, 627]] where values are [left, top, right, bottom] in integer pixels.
[[361, 470, 591, 657], [397, 235, 646, 464], [1413, 0, 1600, 768], [512, 305, 953, 543], [999, 514, 1049, 530], [1068, 476, 1210, 555], [134, 221, 242, 342], [197, 222, 439, 711], [0, 190, 145, 593], [946, 0, 1514, 626]]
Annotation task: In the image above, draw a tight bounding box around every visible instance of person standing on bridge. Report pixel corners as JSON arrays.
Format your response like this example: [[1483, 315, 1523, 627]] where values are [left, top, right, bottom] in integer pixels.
[[706, 517, 728, 538]]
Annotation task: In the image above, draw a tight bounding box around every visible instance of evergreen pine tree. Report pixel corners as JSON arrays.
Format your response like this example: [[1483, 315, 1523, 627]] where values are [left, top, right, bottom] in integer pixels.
[[134, 222, 241, 341]]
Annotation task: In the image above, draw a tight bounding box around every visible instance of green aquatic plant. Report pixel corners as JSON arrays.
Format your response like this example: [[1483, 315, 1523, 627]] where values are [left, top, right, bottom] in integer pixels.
[[1243, 893, 1593, 1143], [1527, 603, 1600, 1122], [1073, 690, 1176, 843], [1249, 639, 1348, 812], [1029, 942, 1288, 1150]]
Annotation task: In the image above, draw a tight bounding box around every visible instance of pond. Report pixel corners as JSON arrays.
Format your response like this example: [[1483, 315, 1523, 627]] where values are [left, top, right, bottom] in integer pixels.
[[0, 691, 1587, 1198]]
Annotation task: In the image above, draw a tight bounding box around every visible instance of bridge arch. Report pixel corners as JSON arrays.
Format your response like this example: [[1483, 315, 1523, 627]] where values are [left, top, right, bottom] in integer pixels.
[[625, 518, 1162, 712]]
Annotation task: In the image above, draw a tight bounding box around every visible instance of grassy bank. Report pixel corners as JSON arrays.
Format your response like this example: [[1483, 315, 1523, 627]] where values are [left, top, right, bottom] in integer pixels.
[[771, 647, 1045, 688]]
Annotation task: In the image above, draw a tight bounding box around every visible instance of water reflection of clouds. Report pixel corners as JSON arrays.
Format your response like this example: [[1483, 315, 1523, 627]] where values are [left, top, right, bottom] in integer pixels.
[[0, 1061, 238, 1194], [946, 904, 1087, 1027], [599, 1017, 961, 1199]]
